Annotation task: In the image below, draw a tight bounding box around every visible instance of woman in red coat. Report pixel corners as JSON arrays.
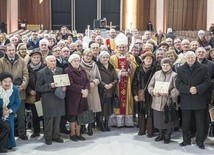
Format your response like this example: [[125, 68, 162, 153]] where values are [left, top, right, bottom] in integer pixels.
[[64, 53, 90, 142]]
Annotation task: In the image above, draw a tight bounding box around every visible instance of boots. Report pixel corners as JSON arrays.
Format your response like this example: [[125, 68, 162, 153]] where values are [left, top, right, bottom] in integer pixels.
[[80, 125, 86, 134], [146, 110, 154, 138], [70, 122, 78, 142], [87, 123, 93, 136], [105, 117, 111, 131], [155, 129, 165, 141], [164, 128, 172, 144], [138, 115, 145, 136], [98, 113, 106, 132], [75, 123, 85, 141]]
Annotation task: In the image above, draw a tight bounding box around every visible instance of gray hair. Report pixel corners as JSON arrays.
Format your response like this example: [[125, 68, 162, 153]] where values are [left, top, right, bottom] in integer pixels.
[[98, 51, 110, 60], [184, 51, 196, 58]]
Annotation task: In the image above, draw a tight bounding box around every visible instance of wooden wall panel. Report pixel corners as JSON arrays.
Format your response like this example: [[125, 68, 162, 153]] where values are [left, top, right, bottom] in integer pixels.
[[0, 0, 7, 23], [19, 0, 50, 29], [165, 0, 207, 31]]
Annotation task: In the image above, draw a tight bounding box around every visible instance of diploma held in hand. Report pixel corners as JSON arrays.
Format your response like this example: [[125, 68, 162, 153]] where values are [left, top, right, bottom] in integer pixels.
[[154, 81, 170, 94], [53, 74, 70, 87]]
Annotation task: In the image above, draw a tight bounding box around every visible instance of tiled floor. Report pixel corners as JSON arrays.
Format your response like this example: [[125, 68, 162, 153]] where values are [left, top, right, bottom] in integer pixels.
[[7, 127, 214, 155]]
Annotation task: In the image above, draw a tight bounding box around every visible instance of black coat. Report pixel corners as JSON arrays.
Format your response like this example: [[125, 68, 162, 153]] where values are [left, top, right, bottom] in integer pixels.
[[97, 61, 118, 98], [175, 61, 211, 110], [36, 66, 65, 118], [27, 63, 45, 101], [132, 65, 156, 104]]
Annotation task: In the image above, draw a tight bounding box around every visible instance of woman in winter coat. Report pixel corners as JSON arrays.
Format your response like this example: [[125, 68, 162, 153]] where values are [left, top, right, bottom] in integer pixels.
[[148, 58, 179, 144], [80, 49, 102, 136], [97, 51, 118, 132], [64, 53, 90, 142], [0, 72, 20, 149], [132, 51, 156, 137]]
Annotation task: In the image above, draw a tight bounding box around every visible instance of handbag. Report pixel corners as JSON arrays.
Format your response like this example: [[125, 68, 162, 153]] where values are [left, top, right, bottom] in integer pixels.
[[25, 95, 36, 104], [209, 122, 214, 137], [137, 70, 153, 102], [164, 98, 178, 124], [77, 109, 95, 125]]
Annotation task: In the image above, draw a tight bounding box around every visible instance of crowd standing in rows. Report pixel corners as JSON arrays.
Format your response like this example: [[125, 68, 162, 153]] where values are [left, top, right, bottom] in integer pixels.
[[0, 25, 214, 153]]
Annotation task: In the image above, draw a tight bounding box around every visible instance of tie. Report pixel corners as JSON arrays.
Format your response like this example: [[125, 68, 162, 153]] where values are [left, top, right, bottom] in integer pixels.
[[9, 59, 14, 64]]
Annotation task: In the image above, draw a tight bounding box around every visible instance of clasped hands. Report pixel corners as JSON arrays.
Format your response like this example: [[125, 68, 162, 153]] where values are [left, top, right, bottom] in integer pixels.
[[152, 89, 168, 97], [189, 86, 197, 95]]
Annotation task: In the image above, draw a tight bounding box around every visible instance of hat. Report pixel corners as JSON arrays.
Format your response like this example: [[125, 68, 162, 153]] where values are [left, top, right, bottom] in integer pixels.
[[29, 48, 42, 57], [68, 53, 80, 63], [17, 43, 26, 51], [0, 72, 13, 82], [55, 87, 66, 99], [158, 41, 169, 48], [141, 51, 154, 60], [115, 33, 128, 46]]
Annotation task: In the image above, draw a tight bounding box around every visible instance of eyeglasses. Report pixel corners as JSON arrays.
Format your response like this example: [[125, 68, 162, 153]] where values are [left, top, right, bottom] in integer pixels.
[[77, 45, 82, 47]]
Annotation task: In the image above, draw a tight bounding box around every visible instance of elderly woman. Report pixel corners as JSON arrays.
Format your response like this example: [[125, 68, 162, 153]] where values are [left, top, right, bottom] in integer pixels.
[[17, 43, 30, 64], [132, 51, 156, 137], [148, 58, 179, 144], [0, 72, 21, 150], [97, 51, 118, 132], [64, 54, 90, 141], [165, 49, 182, 72], [81, 49, 102, 135]]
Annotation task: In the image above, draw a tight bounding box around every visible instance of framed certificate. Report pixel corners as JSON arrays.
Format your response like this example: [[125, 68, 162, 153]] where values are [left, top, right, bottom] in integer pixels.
[[154, 81, 170, 94], [53, 74, 70, 87]]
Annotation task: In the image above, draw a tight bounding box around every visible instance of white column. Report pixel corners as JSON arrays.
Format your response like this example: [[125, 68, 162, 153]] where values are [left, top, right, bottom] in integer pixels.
[[7, 0, 19, 33], [97, 0, 101, 19], [207, 0, 214, 30], [120, 0, 123, 30], [156, 0, 164, 31]]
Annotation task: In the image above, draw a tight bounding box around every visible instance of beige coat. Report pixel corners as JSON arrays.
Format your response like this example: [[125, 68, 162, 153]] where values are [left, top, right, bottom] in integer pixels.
[[0, 54, 29, 99], [148, 70, 179, 111], [81, 61, 102, 113]]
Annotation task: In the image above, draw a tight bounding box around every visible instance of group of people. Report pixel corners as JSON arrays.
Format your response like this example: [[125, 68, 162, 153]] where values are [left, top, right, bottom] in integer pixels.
[[0, 25, 214, 153]]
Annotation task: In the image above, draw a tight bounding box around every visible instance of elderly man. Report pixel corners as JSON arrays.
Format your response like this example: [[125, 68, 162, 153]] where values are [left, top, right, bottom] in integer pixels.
[[175, 51, 211, 149], [105, 29, 116, 53], [90, 43, 100, 63], [39, 38, 51, 64], [0, 43, 29, 140], [110, 33, 137, 127], [36, 55, 65, 145], [195, 47, 214, 141]]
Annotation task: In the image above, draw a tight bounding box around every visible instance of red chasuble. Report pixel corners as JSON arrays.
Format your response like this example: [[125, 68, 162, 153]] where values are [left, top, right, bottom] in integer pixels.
[[118, 57, 128, 115]]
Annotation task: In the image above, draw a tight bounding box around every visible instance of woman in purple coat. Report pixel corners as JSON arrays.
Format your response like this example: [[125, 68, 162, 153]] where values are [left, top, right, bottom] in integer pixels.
[[64, 53, 90, 142]]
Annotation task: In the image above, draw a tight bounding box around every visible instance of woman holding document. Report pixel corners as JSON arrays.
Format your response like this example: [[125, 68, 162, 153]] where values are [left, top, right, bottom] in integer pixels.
[[148, 58, 179, 144]]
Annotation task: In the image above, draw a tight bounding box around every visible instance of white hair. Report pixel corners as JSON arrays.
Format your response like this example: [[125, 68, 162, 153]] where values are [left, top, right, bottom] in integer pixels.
[[167, 28, 172, 33], [98, 51, 110, 60], [68, 53, 80, 63], [184, 51, 196, 58], [39, 38, 49, 46], [45, 55, 56, 62]]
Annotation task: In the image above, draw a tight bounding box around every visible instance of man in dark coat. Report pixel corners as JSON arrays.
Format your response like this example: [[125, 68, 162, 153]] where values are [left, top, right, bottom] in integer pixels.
[[195, 47, 214, 140], [175, 51, 211, 149], [36, 55, 65, 145]]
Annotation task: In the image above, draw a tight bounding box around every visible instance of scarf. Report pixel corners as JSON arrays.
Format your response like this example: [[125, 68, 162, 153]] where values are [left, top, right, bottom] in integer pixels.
[[81, 59, 94, 70], [29, 62, 42, 71], [142, 63, 152, 73], [0, 84, 13, 108]]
